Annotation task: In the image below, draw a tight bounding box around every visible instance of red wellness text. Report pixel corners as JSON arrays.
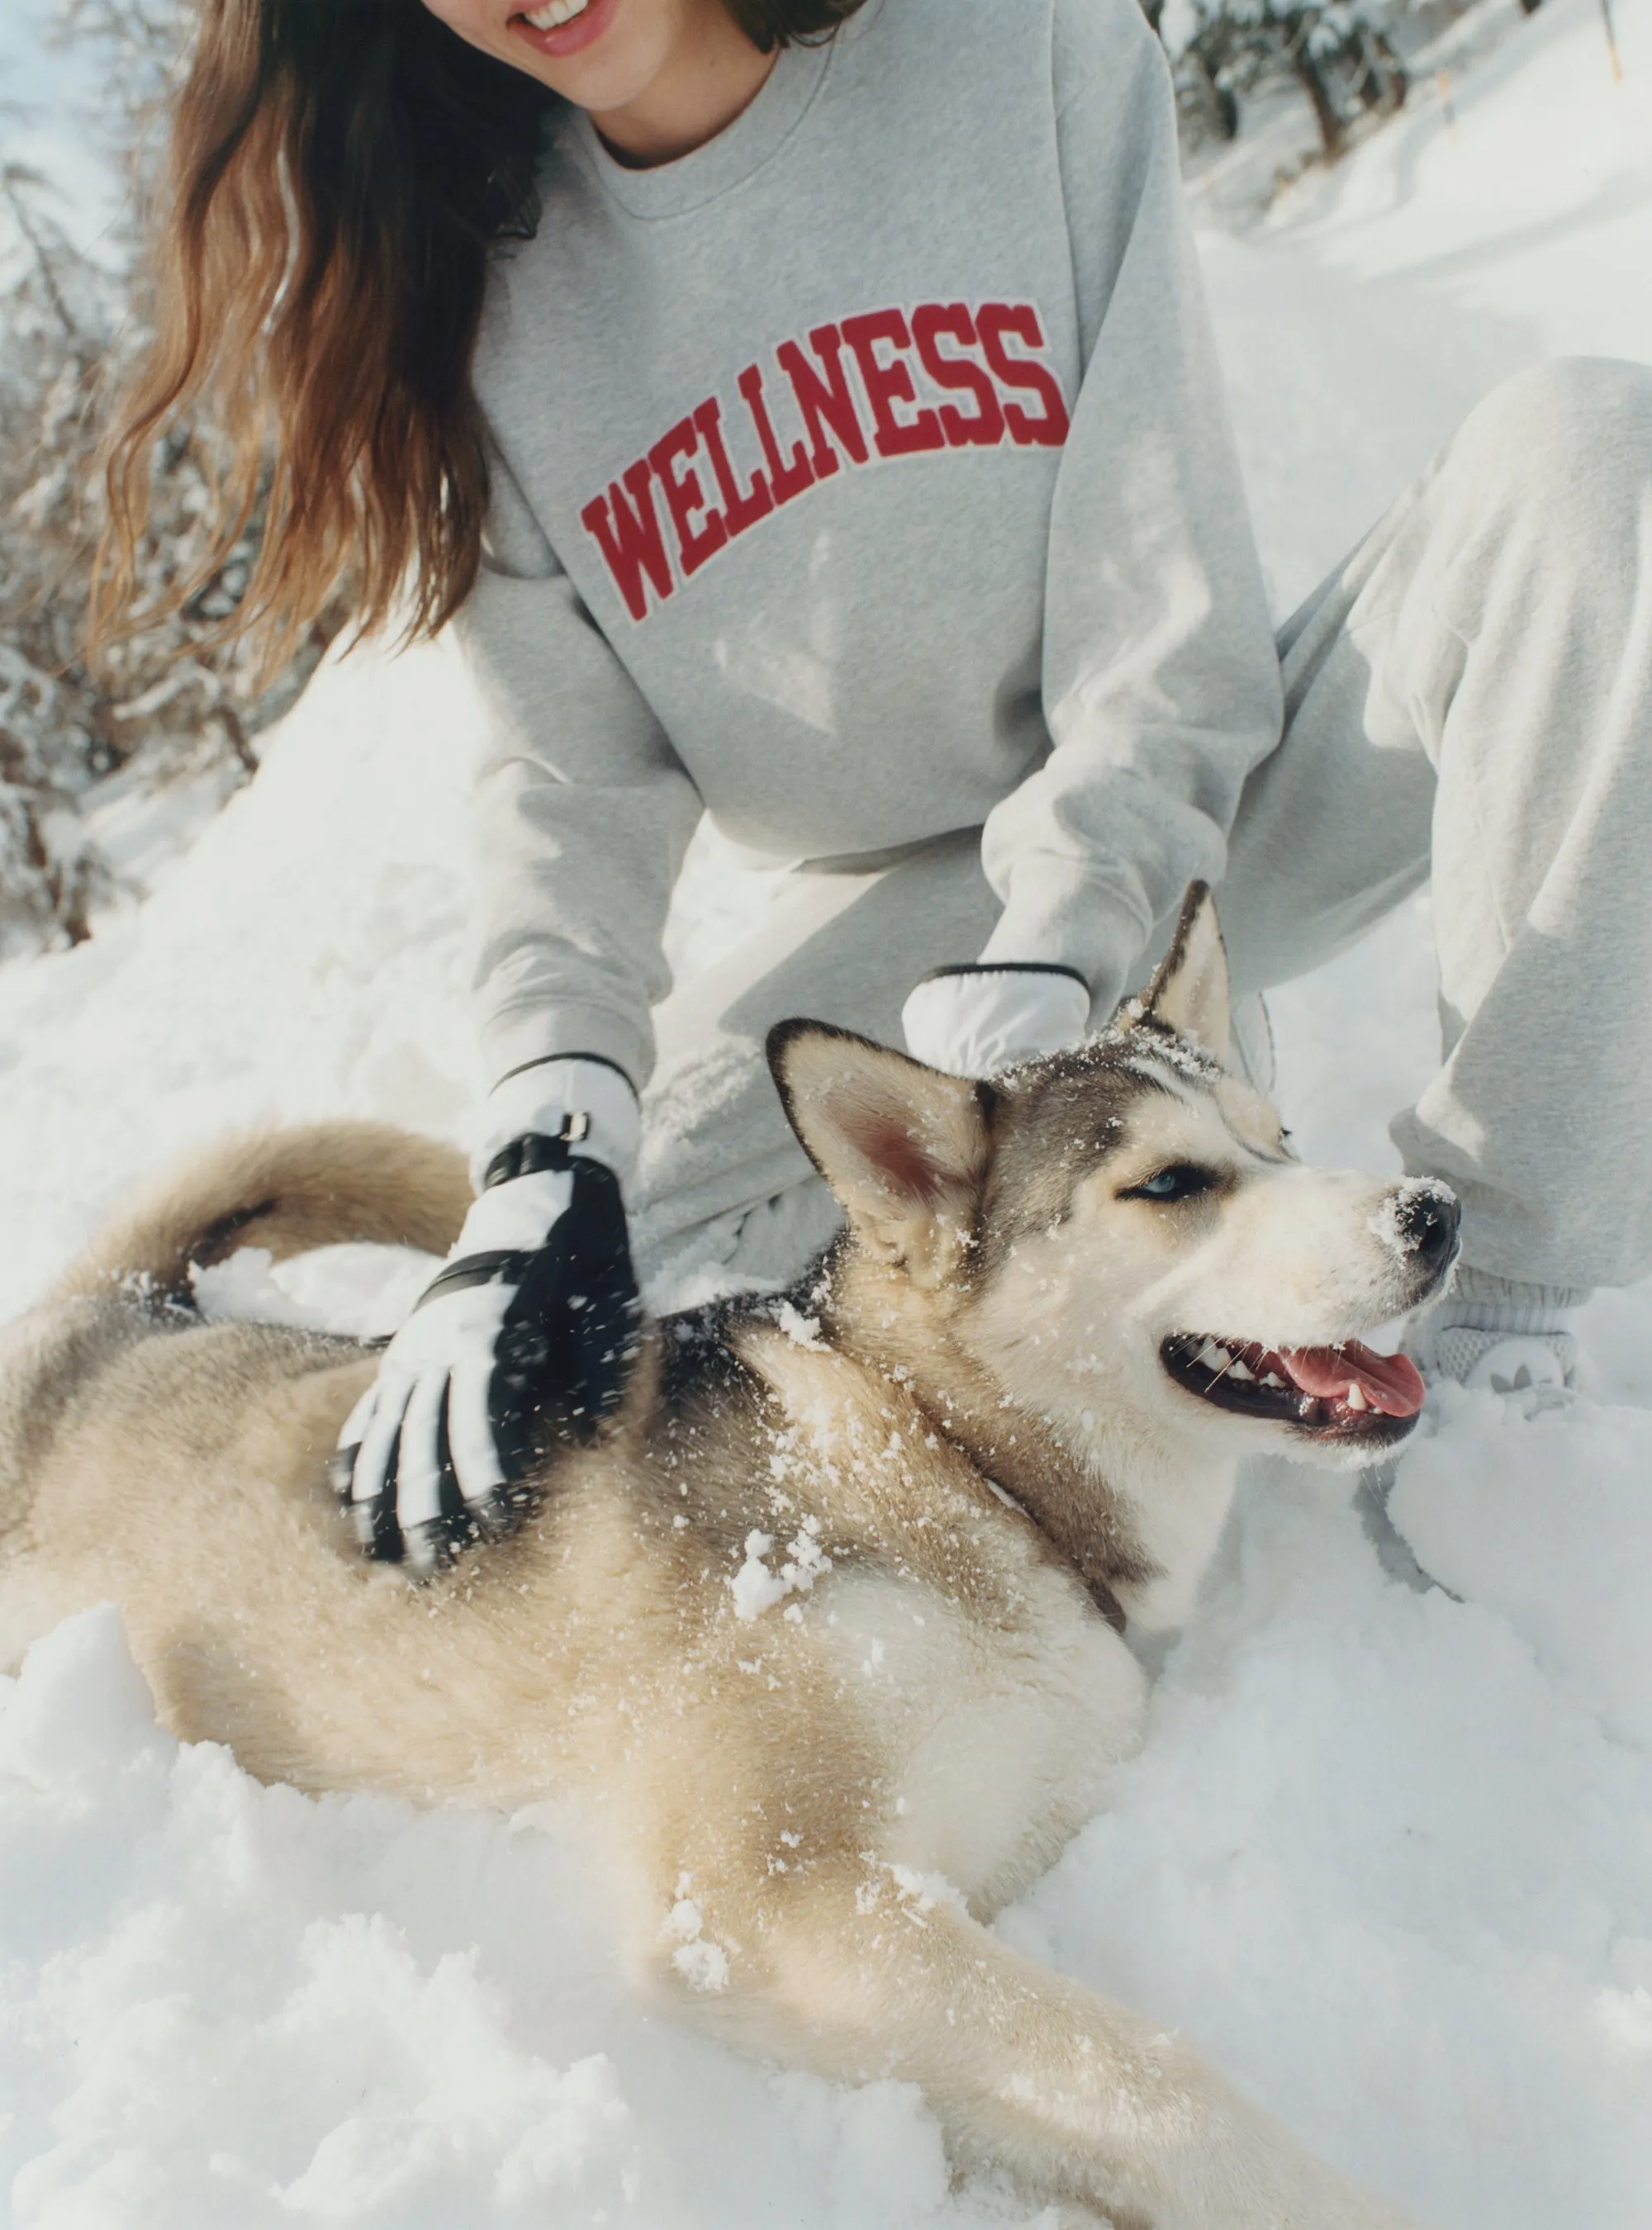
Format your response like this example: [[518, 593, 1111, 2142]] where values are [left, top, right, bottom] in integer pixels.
[[580, 301, 1072, 622]]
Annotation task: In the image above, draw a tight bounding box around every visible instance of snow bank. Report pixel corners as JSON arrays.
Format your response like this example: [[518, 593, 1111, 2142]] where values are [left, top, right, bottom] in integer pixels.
[[1021, 1433, 1652, 2230], [4, 0, 1652, 2222], [0, 1609, 976, 2230], [0, 636, 479, 1326]]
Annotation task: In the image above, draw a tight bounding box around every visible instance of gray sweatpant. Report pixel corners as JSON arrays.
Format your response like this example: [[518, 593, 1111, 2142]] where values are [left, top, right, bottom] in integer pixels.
[[631, 358, 1652, 1303]]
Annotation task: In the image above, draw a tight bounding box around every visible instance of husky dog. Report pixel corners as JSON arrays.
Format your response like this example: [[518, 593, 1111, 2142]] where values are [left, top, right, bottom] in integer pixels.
[[0, 889, 1455, 2230]]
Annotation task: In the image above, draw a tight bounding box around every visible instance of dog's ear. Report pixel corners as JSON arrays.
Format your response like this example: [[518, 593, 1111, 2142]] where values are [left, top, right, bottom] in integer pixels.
[[767, 1022, 991, 1283], [1132, 883, 1231, 1065]]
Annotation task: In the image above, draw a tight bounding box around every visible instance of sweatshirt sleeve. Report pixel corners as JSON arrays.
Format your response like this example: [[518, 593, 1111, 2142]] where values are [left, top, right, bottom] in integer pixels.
[[976, 0, 1282, 1013], [458, 439, 704, 1094]]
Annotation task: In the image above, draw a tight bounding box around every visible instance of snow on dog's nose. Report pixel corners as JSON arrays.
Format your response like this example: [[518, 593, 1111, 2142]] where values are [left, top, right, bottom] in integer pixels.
[[1371, 1179, 1460, 1276]]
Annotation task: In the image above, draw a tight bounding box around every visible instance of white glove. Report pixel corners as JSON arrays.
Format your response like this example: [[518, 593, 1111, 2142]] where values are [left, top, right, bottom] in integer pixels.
[[333, 1058, 641, 1573], [900, 964, 1092, 1078]]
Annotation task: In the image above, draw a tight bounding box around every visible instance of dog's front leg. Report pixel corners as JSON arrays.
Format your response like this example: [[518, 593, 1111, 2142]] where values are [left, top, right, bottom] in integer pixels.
[[682, 1860, 1422, 2230]]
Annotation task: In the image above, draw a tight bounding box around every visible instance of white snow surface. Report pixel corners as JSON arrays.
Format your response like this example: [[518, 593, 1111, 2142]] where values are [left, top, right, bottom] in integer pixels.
[[6, 2, 1652, 2220]]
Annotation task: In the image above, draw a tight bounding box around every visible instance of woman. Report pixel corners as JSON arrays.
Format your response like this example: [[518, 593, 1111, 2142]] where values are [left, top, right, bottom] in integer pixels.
[[97, 0, 1652, 1569]]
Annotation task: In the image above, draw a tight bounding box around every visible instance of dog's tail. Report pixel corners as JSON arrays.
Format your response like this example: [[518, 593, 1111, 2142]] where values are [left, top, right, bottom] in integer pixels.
[[48, 1122, 472, 1312]]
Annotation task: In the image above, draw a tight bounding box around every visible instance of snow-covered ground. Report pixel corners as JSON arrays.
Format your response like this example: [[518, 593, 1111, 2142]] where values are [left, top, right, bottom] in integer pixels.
[[5, 0, 1652, 2222]]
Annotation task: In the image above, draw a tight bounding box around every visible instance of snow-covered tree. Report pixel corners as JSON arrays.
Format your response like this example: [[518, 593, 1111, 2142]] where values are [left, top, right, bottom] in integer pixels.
[[1170, 0, 1411, 159]]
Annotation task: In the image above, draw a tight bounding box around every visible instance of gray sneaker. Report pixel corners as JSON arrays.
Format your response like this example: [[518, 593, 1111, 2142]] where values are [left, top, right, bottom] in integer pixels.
[[1431, 1328, 1577, 1404]]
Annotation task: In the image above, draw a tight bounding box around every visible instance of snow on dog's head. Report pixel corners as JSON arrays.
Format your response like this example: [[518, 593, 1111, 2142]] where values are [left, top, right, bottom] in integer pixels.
[[770, 886, 1458, 1474]]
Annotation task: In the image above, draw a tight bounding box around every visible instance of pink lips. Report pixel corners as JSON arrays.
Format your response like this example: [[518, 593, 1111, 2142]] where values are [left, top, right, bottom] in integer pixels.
[[510, 0, 619, 61]]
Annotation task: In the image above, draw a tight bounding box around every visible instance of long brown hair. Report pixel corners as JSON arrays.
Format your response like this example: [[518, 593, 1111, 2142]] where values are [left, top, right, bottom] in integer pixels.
[[93, 0, 869, 676]]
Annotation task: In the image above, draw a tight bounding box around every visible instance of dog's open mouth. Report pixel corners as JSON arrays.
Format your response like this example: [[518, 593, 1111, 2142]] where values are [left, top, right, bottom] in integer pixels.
[[1161, 1332, 1426, 1442]]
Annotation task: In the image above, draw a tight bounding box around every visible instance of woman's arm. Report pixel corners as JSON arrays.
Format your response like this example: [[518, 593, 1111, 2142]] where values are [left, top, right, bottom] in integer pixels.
[[336, 445, 701, 1567], [974, 0, 1281, 1022], [463, 439, 705, 1094]]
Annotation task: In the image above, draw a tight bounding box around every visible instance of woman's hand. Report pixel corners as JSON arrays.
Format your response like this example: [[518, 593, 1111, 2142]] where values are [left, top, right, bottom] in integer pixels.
[[901, 963, 1092, 1077], [332, 1061, 641, 1572]]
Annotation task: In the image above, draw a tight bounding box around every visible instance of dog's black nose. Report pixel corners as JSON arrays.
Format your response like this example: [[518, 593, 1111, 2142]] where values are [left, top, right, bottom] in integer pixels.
[[1393, 1184, 1460, 1268]]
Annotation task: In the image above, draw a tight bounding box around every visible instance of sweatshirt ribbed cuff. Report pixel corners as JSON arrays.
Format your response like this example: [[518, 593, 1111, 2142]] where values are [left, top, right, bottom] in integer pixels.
[[479, 1001, 650, 1104]]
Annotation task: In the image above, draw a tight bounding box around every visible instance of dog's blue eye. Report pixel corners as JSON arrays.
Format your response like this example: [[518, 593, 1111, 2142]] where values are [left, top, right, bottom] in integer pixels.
[[1123, 1164, 1217, 1202]]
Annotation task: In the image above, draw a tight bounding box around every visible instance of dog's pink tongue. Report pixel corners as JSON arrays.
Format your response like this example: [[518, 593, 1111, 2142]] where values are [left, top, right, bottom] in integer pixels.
[[1275, 1342, 1426, 1417]]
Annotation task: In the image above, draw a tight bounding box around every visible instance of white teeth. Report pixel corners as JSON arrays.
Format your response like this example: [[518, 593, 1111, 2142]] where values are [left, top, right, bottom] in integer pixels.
[[1227, 1358, 1256, 1382], [1344, 1382, 1370, 1412], [523, 0, 589, 28], [1261, 1371, 1287, 1389], [1195, 1340, 1231, 1372]]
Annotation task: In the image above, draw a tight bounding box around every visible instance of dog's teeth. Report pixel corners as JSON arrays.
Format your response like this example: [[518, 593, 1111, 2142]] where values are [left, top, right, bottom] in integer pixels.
[[1195, 1340, 1229, 1372], [1227, 1357, 1256, 1382], [1261, 1371, 1286, 1389], [1344, 1381, 1370, 1412]]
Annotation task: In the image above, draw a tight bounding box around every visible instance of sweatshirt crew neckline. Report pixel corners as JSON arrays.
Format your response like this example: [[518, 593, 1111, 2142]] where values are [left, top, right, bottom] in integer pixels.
[[563, 32, 837, 220]]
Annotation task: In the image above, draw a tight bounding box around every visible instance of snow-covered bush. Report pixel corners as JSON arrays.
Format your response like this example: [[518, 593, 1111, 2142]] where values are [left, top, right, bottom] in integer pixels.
[[0, 5, 334, 956]]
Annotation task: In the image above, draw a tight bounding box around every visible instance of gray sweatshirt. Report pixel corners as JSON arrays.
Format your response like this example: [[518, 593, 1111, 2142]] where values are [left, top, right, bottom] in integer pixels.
[[460, 0, 1282, 1094]]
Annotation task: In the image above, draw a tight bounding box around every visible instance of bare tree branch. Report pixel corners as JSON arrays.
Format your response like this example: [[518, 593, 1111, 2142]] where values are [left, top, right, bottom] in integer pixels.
[[2, 164, 82, 343]]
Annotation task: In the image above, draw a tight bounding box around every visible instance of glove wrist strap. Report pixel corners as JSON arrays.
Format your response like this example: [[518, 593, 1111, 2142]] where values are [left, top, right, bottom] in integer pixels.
[[474, 1057, 640, 1188], [415, 1249, 536, 1310], [482, 1116, 588, 1193]]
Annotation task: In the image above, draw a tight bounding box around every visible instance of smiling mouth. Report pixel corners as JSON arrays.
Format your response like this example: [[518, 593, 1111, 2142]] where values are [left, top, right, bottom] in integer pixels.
[[1161, 1332, 1426, 1444], [516, 0, 591, 26]]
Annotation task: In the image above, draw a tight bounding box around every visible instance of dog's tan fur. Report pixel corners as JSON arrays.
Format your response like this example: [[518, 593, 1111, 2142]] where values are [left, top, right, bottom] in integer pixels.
[[0, 892, 1441, 2228]]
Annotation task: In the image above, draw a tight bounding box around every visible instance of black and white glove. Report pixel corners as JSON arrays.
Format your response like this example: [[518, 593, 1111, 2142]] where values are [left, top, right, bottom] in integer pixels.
[[900, 963, 1092, 1077], [333, 1058, 642, 1572]]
